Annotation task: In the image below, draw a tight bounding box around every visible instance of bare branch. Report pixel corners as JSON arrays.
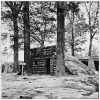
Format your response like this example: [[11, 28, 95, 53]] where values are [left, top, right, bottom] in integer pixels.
[[30, 33, 42, 44], [5, 2, 13, 10], [93, 2, 99, 28], [9, 2, 14, 7], [89, 1, 93, 12], [84, 2, 89, 16], [84, 1, 93, 16], [17, 2, 24, 13], [92, 30, 98, 39]]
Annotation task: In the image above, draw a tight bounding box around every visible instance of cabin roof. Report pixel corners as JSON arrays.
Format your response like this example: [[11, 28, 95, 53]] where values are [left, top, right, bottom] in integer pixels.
[[30, 45, 56, 50]]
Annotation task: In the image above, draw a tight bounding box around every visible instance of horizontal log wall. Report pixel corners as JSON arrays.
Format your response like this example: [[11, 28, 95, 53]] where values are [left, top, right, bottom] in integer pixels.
[[32, 58, 46, 74], [30, 46, 56, 75]]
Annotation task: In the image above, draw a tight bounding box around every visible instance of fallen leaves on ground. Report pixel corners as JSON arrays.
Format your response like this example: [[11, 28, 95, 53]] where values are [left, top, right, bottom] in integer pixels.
[[1, 73, 99, 99]]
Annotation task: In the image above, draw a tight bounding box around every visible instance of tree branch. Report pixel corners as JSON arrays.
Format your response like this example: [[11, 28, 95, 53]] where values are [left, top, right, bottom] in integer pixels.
[[92, 2, 99, 28], [84, 2, 89, 16], [92, 30, 98, 39], [30, 33, 42, 44], [5, 2, 13, 10], [89, 1, 93, 12], [17, 2, 24, 13]]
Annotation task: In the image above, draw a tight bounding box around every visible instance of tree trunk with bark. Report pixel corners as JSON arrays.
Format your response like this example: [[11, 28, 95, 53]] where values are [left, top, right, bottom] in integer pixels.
[[13, 16, 19, 72], [87, 2, 94, 57], [71, 12, 75, 56], [5, 2, 23, 73], [23, 2, 32, 74], [88, 26, 93, 56], [55, 2, 65, 76]]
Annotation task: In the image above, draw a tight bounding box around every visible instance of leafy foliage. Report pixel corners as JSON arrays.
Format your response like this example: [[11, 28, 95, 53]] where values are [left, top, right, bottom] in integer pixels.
[[84, 1, 99, 56], [65, 2, 87, 55], [30, 1, 57, 47]]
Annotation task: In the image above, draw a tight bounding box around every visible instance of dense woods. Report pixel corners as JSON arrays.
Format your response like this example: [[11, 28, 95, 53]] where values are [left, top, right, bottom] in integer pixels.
[[1, 1, 99, 75], [1, 1, 99, 99]]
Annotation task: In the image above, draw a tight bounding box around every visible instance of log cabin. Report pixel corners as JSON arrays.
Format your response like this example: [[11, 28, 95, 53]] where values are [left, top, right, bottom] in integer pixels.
[[30, 45, 99, 75]]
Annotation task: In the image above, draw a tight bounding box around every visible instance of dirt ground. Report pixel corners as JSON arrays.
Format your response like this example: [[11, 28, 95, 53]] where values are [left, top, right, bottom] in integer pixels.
[[1, 73, 99, 99]]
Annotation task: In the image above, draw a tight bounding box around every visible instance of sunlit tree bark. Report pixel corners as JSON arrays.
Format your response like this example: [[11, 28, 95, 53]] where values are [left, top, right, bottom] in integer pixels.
[[23, 1, 33, 74], [55, 2, 65, 76]]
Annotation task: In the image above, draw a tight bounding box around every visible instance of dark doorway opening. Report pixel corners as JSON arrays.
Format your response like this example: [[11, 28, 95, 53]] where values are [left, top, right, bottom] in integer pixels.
[[81, 61, 88, 66], [81, 60, 99, 71], [17, 65, 22, 75], [94, 61, 99, 71], [46, 58, 50, 74]]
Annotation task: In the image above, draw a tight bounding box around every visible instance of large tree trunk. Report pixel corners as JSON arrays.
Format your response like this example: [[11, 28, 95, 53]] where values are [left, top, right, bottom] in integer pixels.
[[5, 2, 23, 73], [55, 2, 65, 76], [23, 2, 32, 74], [13, 17, 19, 72]]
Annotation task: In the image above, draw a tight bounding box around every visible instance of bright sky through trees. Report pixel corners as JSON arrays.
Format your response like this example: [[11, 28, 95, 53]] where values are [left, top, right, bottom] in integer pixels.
[[1, 1, 99, 62]]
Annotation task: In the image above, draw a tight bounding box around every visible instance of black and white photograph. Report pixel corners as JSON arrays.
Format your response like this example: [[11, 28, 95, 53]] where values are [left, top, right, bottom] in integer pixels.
[[1, 1, 99, 99]]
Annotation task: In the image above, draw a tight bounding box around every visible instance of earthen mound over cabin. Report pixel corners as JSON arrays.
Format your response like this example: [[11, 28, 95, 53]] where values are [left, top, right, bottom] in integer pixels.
[[30, 45, 96, 75], [79, 56, 99, 71], [64, 52, 97, 75]]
